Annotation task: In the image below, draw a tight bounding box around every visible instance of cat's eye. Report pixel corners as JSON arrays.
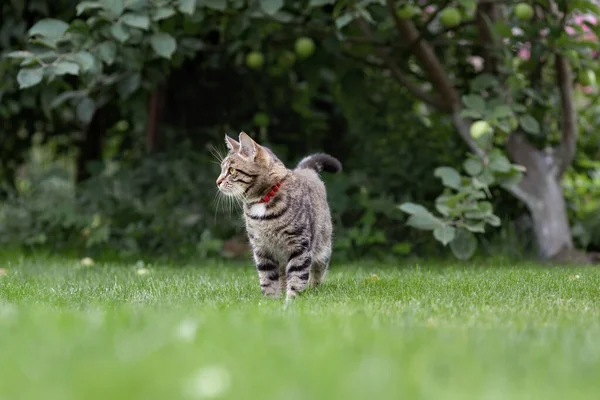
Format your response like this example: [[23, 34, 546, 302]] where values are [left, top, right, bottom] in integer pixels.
[[228, 167, 236, 174]]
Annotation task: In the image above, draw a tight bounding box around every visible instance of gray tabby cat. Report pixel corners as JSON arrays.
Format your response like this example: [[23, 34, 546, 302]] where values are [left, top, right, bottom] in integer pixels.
[[216, 132, 342, 301]]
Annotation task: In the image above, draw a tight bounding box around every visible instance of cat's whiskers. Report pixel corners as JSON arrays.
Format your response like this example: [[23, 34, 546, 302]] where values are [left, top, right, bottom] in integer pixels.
[[213, 190, 224, 224], [208, 144, 225, 163]]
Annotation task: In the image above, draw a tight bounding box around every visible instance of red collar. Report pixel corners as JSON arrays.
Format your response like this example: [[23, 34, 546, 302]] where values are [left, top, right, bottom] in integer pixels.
[[259, 182, 282, 203]]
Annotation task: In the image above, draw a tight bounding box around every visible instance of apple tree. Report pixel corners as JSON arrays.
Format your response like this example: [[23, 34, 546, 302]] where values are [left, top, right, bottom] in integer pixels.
[[325, 0, 599, 261]]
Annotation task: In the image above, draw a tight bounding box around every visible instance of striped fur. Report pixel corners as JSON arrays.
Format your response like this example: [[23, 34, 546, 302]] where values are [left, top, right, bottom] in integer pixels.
[[216, 132, 341, 300]]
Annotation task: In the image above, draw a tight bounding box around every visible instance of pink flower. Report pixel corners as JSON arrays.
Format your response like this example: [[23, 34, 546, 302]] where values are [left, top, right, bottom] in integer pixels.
[[518, 48, 531, 60], [517, 42, 531, 61], [566, 14, 598, 42], [468, 56, 484, 72]]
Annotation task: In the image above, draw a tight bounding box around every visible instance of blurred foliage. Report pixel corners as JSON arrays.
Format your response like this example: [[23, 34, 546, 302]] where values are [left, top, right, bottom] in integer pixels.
[[0, 0, 599, 261]]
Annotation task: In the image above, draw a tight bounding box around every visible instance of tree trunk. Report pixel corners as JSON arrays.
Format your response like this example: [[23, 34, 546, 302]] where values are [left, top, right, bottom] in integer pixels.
[[526, 172, 573, 260], [146, 86, 166, 152], [76, 104, 119, 182], [506, 134, 574, 260]]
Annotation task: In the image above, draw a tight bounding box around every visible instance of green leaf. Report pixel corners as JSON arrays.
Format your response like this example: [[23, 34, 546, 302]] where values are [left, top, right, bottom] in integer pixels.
[[434, 225, 456, 246], [400, 203, 444, 231], [463, 220, 486, 233], [463, 158, 483, 176], [17, 67, 44, 89], [76, 97, 96, 124], [434, 167, 462, 190], [28, 18, 70, 39], [435, 202, 451, 217], [103, 0, 125, 16], [122, 13, 150, 30], [53, 61, 80, 75], [98, 41, 117, 64], [398, 202, 430, 215], [179, 0, 196, 15], [464, 201, 493, 219], [406, 214, 444, 231], [150, 33, 177, 59], [489, 152, 512, 173], [449, 228, 477, 260], [5, 51, 35, 59], [76, 1, 104, 15], [200, 0, 227, 11], [479, 169, 495, 186], [309, 0, 334, 5], [519, 115, 540, 134], [492, 105, 513, 119], [461, 94, 486, 114], [485, 214, 501, 227], [470, 74, 498, 91], [72, 51, 95, 72], [459, 109, 482, 119], [152, 7, 176, 21], [498, 167, 524, 188], [440, 191, 469, 208], [118, 73, 141, 99], [260, 0, 284, 15], [512, 103, 527, 113], [50, 90, 87, 108], [336, 13, 354, 29], [110, 22, 129, 42]]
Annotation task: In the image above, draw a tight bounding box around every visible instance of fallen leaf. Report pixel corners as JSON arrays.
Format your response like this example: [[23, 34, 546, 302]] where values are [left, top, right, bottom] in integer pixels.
[[80, 257, 95, 267]]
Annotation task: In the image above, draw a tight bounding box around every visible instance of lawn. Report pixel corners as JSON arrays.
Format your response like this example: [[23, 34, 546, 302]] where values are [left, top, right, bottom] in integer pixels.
[[1, 256, 600, 400]]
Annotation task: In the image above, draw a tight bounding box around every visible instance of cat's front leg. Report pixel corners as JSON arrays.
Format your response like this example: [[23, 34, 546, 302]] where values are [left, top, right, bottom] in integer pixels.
[[254, 252, 282, 297]]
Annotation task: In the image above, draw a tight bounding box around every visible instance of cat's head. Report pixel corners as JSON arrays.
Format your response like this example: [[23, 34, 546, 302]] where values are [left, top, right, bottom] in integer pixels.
[[216, 132, 286, 202]]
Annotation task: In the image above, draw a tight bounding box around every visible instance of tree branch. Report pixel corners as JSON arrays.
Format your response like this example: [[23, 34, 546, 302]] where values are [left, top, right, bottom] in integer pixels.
[[356, 18, 449, 111], [385, 0, 460, 108], [384, 0, 490, 160], [505, 132, 546, 208], [475, 0, 499, 74], [555, 54, 577, 177]]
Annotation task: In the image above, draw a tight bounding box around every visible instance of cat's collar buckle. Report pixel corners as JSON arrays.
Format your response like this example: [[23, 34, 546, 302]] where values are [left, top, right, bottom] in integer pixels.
[[259, 182, 282, 204]]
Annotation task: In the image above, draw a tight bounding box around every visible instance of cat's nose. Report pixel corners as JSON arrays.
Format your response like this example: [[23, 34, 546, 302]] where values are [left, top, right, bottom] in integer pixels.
[[216, 176, 224, 186]]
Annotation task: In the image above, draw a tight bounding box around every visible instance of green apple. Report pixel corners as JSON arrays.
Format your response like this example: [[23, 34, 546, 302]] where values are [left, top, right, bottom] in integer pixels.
[[246, 51, 264, 69], [579, 69, 596, 87], [295, 37, 315, 59], [470, 120, 492, 139], [514, 3, 534, 21], [440, 7, 461, 28], [397, 5, 418, 19]]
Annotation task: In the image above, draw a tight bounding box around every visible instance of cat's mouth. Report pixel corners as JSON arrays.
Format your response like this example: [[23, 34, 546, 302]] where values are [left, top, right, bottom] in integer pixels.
[[217, 184, 244, 199]]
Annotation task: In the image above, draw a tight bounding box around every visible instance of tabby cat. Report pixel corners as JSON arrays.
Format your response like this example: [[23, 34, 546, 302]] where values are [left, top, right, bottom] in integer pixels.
[[216, 132, 342, 301]]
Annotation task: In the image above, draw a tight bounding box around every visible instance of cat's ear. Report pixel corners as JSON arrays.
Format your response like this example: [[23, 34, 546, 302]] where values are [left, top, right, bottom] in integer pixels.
[[238, 131, 257, 160], [225, 135, 240, 152]]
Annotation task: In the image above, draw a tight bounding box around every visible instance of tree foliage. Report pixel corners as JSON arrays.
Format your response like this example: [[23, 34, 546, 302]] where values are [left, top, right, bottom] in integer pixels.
[[1, 0, 600, 260]]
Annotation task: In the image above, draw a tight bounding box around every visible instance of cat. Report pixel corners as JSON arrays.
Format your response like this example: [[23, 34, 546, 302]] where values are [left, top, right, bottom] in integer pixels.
[[216, 132, 342, 301]]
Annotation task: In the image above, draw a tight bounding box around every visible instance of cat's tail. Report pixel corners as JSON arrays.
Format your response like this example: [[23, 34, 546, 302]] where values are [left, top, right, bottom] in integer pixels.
[[296, 153, 342, 174]]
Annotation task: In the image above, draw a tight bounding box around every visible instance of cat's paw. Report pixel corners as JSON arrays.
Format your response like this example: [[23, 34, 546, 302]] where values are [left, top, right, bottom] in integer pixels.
[[260, 287, 282, 297]]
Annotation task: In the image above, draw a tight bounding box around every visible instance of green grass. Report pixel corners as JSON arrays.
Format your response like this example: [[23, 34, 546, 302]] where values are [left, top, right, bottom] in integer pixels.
[[1, 256, 600, 400]]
